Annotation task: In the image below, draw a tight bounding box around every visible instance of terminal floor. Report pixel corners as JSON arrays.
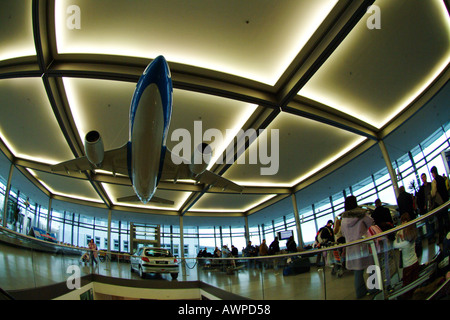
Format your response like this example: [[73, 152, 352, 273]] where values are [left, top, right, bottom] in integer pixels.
[[0, 239, 439, 300]]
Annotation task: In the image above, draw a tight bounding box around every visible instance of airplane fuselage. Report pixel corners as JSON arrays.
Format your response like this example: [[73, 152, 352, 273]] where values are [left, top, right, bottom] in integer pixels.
[[128, 56, 173, 204]]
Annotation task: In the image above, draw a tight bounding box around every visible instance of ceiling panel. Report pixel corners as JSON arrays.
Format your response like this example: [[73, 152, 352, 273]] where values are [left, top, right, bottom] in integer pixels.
[[191, 193, 277, 212], [224, 112, 365, 186], [298, 0, 450, 128], [55, 0, 338, 85], [0, 78, 74, 164], [63, 77, 134, 149], [28, 169, 103, 202], [168, 89, 257, 169], [0, 0, 35, 61]]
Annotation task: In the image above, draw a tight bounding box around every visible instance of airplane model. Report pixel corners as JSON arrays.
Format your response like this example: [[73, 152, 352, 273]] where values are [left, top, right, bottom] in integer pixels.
[[51, 56, 243, 205]]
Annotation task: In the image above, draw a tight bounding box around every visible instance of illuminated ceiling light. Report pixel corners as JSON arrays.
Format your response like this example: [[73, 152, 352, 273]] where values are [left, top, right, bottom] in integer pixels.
[[63, 77, 88, 140], [192, 194, 277, 213], [0, 129, 60, 165], [290, 136, 366, 186], [230, 136, 366, 188], [0, 46, 36, 62], [207, 104, 258, 170], [27, 169, 104, 203], [382, 55, 450, 128]]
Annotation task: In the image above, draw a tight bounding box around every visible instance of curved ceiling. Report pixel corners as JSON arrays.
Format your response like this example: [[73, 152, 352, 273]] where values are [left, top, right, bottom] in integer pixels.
[[0, 0, 449, 221]]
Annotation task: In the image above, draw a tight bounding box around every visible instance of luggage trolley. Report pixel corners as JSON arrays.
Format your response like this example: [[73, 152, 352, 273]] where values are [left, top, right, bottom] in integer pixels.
[[327, 244, 345, 277]]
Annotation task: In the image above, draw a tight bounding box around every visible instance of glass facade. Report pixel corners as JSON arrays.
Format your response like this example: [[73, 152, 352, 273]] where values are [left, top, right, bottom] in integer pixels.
[[0, 122, 449, 257]]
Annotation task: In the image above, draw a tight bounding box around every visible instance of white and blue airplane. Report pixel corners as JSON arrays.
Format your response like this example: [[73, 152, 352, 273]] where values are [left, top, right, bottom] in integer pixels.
[[51, 56, 243, 205]]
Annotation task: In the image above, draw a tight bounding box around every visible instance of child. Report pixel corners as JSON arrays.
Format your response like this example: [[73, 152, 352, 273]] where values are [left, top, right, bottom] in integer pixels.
[[393, 213, 419, 299]]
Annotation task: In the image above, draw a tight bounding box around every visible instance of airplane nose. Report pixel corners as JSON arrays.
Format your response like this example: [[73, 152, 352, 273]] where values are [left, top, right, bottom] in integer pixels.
[[144, 55, 169, 77]]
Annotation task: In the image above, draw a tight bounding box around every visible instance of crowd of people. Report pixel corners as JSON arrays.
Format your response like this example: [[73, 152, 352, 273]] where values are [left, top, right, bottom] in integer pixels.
[[195, 166, 449, 299], [197, 236, 296, 261], [196, 234, 299, 271], [313, 165, 450, 299]]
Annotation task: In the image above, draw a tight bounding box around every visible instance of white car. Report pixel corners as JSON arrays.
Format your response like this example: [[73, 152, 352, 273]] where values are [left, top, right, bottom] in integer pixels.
[[130, 247, 179, 279]]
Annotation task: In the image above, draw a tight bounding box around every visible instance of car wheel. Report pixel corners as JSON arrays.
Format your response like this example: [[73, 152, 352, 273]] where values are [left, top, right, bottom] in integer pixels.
[[139, 266, 145, 278], [171, 273, 178, 280]]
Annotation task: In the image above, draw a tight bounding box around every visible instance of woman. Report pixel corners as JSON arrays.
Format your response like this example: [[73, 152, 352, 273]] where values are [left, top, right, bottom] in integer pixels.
[[393, 213, 419, 299], [88, 239, 98, 266], [340, 196, 376, 299]]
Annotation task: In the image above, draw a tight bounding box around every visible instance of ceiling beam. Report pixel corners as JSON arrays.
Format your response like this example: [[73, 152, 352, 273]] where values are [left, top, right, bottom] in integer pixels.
[[284, 98, 379, 140]]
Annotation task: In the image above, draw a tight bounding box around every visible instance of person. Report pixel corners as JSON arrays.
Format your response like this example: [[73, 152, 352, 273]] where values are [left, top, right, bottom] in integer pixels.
[[222, 245, 231, 257], [286, 236, 297, 253], [197, 248, 207, 265], [317, 220, 335, 244], [231, 245, 238, 257], [333, 215, 345, 243], [315, 220, 335, 265], [243, 241, 257, 257], [417, 173, 432, 215], [397, 186, 416, 219], [259, 239, 268, 256], [431, 166, 449, 207], [393, 213, 419, 299], [444, 174, 450, 194], [213, 246, 221, 258], [88, 239, 98, 266], [430, 166, 450, 243], [268, 237, 280, 255], [340, 195, 377, 299], [244, 241, 257, 268], [371, 199, 394, 231]]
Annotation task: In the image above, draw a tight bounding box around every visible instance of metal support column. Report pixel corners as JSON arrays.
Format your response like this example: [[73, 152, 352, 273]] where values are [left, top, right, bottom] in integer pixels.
[[2, 163, 14, 228], [378, 139, 399, 197], [291, 193, 304, 248]]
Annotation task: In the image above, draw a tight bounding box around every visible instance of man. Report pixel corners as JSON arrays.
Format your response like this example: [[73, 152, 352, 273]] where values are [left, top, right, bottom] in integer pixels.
[[315, 220, 334, 266], [268, 237, 280, 255], [371, 199, 394, 231], [397, 186, 416, 219], [317, 220, 335, 245], [431, 166, 449, 243], [417, 173, 432, 215], [431, 166, 449, 208]]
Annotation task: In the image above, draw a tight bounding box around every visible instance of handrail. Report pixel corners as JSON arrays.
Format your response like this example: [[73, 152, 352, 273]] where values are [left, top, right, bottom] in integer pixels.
[[193, 200, 450, 261], [0, 287, 15, 300], [1, 200, 448, 263]]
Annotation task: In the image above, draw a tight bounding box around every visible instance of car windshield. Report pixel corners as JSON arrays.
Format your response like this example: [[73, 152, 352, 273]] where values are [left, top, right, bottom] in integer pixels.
[[143, 248, 172, 257]]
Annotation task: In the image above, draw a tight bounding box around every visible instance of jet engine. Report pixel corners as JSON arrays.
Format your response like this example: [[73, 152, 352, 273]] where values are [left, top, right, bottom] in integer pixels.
[[84, 130, 104, 167], [189, 143, 212, 176]]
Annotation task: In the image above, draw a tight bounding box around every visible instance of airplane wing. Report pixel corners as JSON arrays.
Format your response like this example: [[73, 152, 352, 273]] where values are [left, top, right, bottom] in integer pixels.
[[50, 156, 93, 174], [160, 149, 244, 193], [50, 143, 129, 177], [116, 194, 174, 205]]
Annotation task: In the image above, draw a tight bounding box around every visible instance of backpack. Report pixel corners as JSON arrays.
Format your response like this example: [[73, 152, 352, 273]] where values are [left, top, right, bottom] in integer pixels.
[[366, 224, 384, 253]]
